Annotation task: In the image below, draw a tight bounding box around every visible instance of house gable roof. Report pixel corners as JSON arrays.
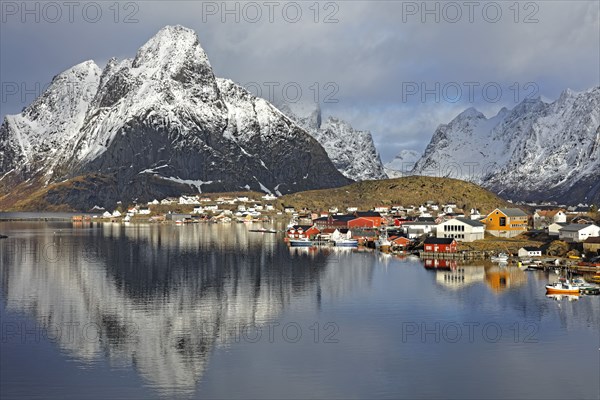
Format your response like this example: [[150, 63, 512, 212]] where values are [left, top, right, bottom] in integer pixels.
[[560, 223, 599, 232], [441, 217, 484, 227], [497, 208, 528, 217]]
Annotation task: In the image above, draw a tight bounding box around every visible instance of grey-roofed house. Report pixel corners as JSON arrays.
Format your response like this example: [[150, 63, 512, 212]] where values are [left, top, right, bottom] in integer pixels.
[[548, 222, 569, 236], [437, 217, 485, 242], [558, 223, 600, 242]]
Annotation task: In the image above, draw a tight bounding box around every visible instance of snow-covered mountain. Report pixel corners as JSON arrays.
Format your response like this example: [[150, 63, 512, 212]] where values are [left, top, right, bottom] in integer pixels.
[[411, 87, 600, 204], [278, 102, 388, 181], [384, 149, 421, 178], [0, 26, 351, 209]]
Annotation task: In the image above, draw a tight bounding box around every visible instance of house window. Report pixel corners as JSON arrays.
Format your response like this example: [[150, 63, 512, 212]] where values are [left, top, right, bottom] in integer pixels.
[[499, 217, 506, 227]]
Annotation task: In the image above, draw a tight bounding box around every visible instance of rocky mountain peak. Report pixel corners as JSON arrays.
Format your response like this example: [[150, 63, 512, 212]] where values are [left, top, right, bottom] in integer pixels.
[[410, 86, 600, 204], [278, 102, 387, 181], [0, 26, 351, 210]]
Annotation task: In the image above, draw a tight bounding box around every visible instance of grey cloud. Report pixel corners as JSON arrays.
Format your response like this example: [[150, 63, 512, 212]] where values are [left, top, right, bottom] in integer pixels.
[[1, 0, 597, 162]]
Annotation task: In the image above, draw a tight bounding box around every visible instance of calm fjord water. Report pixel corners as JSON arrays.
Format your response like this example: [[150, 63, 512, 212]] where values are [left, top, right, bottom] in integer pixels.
[[0, 221, 598, 399]]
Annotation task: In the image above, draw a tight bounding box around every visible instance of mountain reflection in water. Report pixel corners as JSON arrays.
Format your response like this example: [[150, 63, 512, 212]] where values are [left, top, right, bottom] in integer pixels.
[[0, 222, 374, 395]]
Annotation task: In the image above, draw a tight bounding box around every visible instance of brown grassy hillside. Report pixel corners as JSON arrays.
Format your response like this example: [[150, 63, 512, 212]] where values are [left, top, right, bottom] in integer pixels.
[[278, 176, 513, 214]]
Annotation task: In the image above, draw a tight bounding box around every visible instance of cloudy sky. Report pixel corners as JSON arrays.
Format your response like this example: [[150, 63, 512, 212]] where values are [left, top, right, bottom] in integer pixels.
[[1, 0, 598, 161]]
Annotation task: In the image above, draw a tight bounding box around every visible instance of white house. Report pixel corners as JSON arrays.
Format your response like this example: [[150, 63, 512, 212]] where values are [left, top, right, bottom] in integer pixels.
[[558, 224, 600, 242], [138, 207, 151, 215], [346, 207, 358, 213], [436, 217, 485, 242], [374, 206, 389, 213], [403, 221, 436, 239], [331, 229, 352, 241], [548, 222, 568, 236], [533, 209, 567, 229], [265, 204, 275, 211], [518, 247, 543, 257], [193, 206, 204, 214], [112, 210, 121, 217], [102, 211, 112, 218], [469, 208, 482, 220]]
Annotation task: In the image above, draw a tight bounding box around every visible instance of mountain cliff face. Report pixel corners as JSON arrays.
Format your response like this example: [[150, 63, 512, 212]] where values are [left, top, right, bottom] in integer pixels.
[[278, 102, 387, 181], [0, 26, 351, 210], [410, 87, 600, 204]]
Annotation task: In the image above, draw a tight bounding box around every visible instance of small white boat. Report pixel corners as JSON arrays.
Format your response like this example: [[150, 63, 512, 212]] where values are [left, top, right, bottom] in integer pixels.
[[491, 253, 509, 262], [335, 239, 358, 247], [289, 239, 314, 247]]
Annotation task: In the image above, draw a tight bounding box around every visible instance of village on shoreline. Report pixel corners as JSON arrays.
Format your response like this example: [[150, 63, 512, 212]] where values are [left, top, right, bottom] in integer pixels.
[[64, 192, 600, 270]]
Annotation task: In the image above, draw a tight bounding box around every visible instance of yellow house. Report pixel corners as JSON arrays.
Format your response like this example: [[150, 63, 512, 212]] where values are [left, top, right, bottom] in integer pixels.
[[482, 208, 528, 237]]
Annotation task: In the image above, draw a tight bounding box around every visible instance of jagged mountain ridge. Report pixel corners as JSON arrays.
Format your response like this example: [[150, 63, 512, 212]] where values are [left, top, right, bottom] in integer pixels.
[[278, 102, 388, 181], [410, 87, 600, 204], [384, 149, 421, 178], [0, 25, 351, 210]]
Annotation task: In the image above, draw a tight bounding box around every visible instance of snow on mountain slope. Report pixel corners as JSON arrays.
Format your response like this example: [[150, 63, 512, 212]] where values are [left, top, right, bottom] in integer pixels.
[[0, 61, 101, 180], [278, 102, 388, 181], [384, 150, 421, 178], [0, 26, 350, 209], [412, 87, 600, 204]]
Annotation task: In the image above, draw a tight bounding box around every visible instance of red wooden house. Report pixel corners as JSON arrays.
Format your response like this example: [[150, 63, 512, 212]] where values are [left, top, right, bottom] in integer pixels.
[[287, 225, 320, 239], [390, 236, 412, 248], [313, 215, 355, 230], [348, 211, 384, 228], [348, 217, 379, 228], [424, 237, 457, 253]]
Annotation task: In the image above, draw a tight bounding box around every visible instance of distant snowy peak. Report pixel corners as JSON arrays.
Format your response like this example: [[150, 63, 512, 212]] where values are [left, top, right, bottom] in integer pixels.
[[278, 102, 387, 181], [384, 150, 421, 178], [412, 86, 600, 204], [276, 102, 322, 131]]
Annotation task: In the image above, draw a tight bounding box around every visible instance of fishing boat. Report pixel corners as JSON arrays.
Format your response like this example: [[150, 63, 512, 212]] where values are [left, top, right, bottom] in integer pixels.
[[545, 278, 581, 295], [375, 229, 391, 252], [490, 253, 509, 262], [335, 238, 359, 247], [570, 277, 600, 294], [289, 239, 314, 247]]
